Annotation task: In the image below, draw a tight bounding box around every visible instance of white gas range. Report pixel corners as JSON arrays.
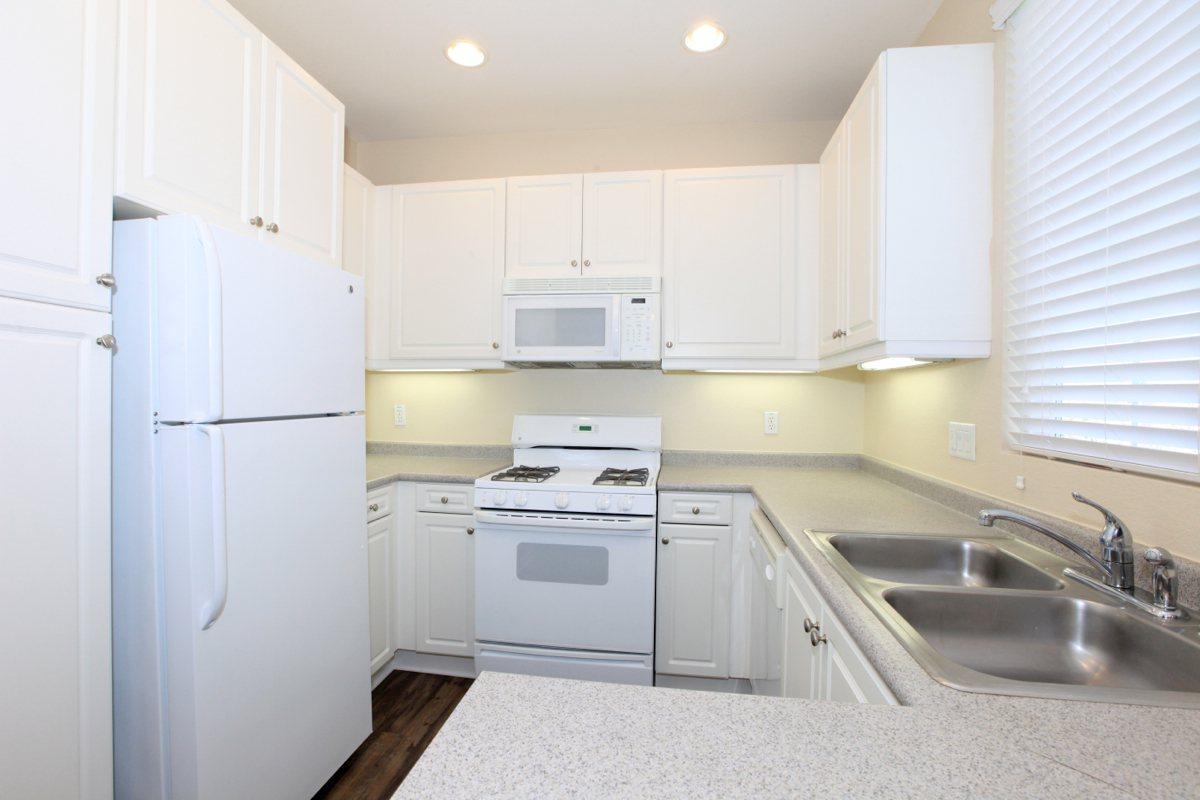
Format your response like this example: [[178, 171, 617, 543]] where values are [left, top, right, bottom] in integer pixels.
[[473, 414, 661, 686]]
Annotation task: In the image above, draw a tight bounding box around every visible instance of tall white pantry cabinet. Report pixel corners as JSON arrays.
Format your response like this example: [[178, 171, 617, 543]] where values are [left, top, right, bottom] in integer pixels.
[[0, 2, 117, 799]]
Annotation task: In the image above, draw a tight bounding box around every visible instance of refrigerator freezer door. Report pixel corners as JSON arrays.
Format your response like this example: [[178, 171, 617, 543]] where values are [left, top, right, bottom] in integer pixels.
[[158, 415, 369, 800], [149, 215, 363, 422]]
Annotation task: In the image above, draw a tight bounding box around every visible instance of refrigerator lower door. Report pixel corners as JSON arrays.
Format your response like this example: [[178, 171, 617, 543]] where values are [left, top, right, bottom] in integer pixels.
[[159, 415, 369, 800], [120, 215, 364, 423]]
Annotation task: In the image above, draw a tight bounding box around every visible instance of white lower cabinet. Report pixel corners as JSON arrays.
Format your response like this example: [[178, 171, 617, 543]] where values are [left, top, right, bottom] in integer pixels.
[[0, 296, 113, 799], [415, 510, 475, 657], [367, 513, 394, 674], [655, 495, 733, 678], [781, 552, 896, 705]]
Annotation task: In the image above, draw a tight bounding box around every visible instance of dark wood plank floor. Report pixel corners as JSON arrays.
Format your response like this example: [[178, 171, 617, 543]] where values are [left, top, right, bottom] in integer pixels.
[[314, 670, 473, 800]]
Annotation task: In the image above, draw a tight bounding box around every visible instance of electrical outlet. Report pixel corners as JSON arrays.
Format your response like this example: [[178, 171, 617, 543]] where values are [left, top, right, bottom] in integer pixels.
[[764, 411, 779, 436], [949, 422, 976, 461], [393, 404, 407, 427]]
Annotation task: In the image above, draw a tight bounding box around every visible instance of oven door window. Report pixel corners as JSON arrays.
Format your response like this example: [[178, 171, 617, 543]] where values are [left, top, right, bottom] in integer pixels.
[[514, 307, 608, 348], [516, 542, 609, 586]]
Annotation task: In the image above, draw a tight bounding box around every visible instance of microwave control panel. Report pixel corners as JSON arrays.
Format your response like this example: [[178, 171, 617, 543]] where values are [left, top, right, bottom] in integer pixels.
[[619, 294, 661, 361]]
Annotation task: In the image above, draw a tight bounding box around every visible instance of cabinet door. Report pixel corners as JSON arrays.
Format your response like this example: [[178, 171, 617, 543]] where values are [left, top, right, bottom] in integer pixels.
[[662, 166, 797, 359], [819, 611, 896, 705], [367, 516, 393, 673], [841, 63, 882, 349], [818, 126, 846, 356], [259, 39, 345, 266], [505, 174, 583, 278], [656, 523, 732, 677], [0, 297, 112, 800], [116, 0, 261, 235], [415, 512, 474, 657], [342, 164, 373, 277], [582, 171, 662, 277], [781, 556, 822, 700], [387, 181, 505, 360], [0, 0, 114, 311]]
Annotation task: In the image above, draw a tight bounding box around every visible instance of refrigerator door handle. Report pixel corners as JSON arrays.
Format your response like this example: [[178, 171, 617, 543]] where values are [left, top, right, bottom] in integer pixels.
[[196, 424, 228, 630], [194, 220, 224, 423]]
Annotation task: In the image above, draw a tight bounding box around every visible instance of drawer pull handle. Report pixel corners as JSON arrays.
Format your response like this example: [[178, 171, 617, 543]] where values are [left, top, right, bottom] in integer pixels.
[[368, 503, 380, 512], [661, 537, 670, 545], [440, 496, 449, 504], [467, 527, 475, 535], [691, 506, 701, 515]]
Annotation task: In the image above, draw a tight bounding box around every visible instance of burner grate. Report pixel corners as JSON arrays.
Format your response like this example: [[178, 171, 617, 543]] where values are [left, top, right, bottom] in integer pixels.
[[593, 467, 650, 487], [491, 465, 561, 483]]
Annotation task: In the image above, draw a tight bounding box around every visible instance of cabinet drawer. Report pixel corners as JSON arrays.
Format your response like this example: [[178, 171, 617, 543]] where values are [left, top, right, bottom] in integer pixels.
[[416, 483, 474, 514], [658, 492, 732, 525], [367, 486, 391, 521]]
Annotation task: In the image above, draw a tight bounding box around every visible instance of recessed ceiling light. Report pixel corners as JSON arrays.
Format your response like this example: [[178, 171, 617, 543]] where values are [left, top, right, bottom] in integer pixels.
[[445, 40, 486, 68], [684, 22, 727, 53]]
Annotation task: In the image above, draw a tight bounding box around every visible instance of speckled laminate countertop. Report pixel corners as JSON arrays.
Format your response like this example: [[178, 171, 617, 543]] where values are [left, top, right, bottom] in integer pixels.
[[386, 458, 1200, 799], [366, 453, 506, 490]]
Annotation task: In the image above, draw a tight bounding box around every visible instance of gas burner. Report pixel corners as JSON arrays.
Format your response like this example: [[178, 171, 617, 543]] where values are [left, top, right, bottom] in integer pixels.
[[593, 467, 650, 487], [491, 465, 561, 483]]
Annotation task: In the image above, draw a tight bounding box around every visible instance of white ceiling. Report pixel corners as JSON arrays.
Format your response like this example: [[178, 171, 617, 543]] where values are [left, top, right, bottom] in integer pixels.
[[230, 0, 943, 141]]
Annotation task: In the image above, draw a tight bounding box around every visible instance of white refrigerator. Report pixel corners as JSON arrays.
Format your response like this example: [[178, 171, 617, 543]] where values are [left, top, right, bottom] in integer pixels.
[[111, 215, 371, 800]]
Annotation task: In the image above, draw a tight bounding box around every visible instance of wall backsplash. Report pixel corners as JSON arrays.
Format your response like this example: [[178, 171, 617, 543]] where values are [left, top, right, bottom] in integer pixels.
[[366, 370, 865, 454]]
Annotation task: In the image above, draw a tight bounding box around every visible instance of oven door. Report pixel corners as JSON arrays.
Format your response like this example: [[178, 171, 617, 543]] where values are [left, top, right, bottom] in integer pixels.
[[474, 512, 655, 654], [501, 294, 620, 362]]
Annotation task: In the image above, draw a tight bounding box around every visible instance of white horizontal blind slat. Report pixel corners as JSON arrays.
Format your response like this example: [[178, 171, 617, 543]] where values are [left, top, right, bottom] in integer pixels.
[[1004, 0, 1200, 481]]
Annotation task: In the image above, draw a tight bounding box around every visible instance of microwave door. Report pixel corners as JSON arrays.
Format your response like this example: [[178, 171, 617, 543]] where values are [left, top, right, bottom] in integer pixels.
[[503, 295, 621, 362]]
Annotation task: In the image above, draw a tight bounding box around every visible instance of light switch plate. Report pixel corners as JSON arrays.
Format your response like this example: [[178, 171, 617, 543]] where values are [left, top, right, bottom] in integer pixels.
[[949, 422, 975, 461], [764, 411, 779, 435], [393, 404, 407, 427]]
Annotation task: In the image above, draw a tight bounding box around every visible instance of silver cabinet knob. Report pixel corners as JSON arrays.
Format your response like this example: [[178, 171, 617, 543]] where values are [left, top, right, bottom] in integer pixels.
[[95, 273, 116, 288], [803, 618, 820, 634], [368, 503, 379, 512], [249, 216, 263, 227], [810, 629, 828, 647], [666, 341, 673, 348], [95, 334, 116, 350], [691, 506, 700, 515], [440, 496, 449, 504], [492, 341, 499, 349], [661, 537, 670, 545], [570, 259, 578, 267], [467, 527, 475, 535], [583, 259, 591, 267], [266, 222, 279, 233]]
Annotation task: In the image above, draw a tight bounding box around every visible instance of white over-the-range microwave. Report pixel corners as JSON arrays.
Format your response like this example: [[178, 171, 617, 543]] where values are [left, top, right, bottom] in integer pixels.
[[502, 277, 661, 367]]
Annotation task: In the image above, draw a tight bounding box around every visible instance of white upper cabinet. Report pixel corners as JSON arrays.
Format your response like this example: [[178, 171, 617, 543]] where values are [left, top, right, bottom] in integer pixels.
[[582, 171, 662, 277], [662, 165, 817, 370], [506, 174, 583, 279], [116, 0, 345, 266], [342, 165, 374, 277], [0, 0, 115, 311], [505, 171, 662, 281], [115, 0, 261, 234], [367, 180, 505, 368], [818, 44, 993, 368], [258, 40, 344, 265]]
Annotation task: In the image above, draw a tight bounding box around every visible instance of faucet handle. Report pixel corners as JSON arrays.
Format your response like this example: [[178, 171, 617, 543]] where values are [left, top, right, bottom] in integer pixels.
[[1071, 492, 1131, 549]]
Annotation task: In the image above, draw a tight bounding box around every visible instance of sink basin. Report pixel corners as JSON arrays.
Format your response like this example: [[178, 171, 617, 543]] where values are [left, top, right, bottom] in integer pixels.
[[827, 533, 1062, 590], [885, 588, 1200, 694]]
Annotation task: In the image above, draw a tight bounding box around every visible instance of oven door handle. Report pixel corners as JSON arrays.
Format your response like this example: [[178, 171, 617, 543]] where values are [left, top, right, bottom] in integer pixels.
[[474, 509, 655, 532]]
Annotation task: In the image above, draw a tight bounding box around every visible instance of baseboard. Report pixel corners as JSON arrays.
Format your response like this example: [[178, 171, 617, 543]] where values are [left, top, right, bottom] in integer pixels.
[[654, 674, 753, 694], [385, 650, 478, 679]]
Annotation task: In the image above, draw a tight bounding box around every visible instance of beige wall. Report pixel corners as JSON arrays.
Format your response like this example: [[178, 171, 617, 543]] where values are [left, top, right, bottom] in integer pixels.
[[354, 119, 837, 185], [862, 0, 1200, 560], [368, 370, 864, 454]]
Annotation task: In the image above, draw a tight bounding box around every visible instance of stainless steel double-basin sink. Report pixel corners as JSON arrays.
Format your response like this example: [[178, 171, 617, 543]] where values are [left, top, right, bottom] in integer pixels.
[[806, 530, 1200, 708]]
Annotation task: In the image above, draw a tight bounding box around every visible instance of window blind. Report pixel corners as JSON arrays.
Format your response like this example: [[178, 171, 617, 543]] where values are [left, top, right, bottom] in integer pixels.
[[1004, 0, 1200, 481]]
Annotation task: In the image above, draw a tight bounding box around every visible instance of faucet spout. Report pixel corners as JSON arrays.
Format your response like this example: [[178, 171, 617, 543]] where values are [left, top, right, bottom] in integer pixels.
[[977, 508, 1116, 582]]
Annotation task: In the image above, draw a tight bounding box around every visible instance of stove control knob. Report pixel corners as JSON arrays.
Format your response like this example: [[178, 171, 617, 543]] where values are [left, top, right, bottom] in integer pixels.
[[619, 495, 635, 512], [492, 490, 507, 506], [515, 491, 529, 507], [596, 494, 612, 511], [554, 492, 570, 509]]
